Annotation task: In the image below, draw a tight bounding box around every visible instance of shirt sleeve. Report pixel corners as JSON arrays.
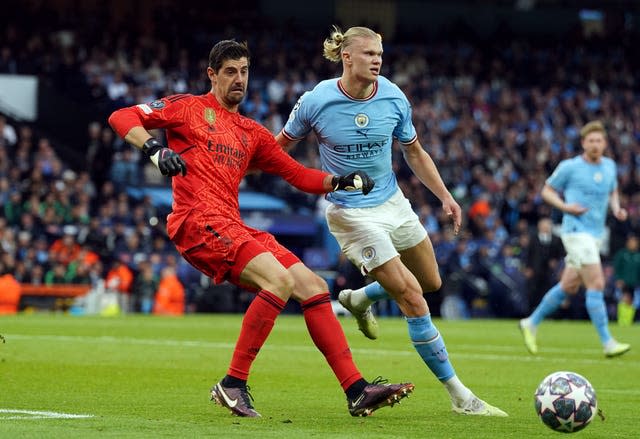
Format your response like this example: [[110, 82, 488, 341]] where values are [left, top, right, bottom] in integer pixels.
[[251, 124, 330, 194], [608, 159, 618, 192], [108, 95, 189, 139], [393, 92, 418, 144], [281, 91, 313, 141], [546, 159, 570, 191]]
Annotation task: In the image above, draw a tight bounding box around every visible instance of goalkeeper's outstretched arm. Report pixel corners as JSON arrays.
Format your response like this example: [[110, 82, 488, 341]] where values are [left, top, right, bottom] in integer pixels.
[[108, 109, 187, 177]]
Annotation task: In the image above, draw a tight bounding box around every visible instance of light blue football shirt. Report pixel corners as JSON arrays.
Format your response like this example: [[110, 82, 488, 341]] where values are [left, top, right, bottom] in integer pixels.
[[282, 76, 417, 207], [546, 155, 618, 238]]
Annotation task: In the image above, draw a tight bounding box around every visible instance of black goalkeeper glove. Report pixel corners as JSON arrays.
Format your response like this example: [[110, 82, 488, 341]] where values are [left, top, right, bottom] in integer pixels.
[[142, 138, 187, 177], [332, 171, 375, 195]]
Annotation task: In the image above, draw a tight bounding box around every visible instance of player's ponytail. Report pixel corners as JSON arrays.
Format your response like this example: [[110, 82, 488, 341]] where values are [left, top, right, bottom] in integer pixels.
[[323, 25, 383, 63], [323, 25, 344, 63]]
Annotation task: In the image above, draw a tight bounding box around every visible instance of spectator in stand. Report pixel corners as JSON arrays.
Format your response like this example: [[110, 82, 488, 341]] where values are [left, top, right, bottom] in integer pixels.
[[106, 221, 129, 259], [25, 264, 45, 285], [86, 122, 114, 190], [33, 138, 60, 180], [65, 245, 100, 282], [23, 170, 47, 203], [4, 190, 24, 226], [117, 231, 146, 267], [0, 46, 17, 74], [107, 70, 130, 106], [0, 178, 9, 204], [105, 259, 134, 311], [110, 148, 139, 190], [15, 231, 33, 262], [14, 143, 33, 177], [0, 227, 17, 257], [153, 266, 185, 315], [77, 217, 107, 258], [12, 259, 30, 283], [69, 192, 91, 226], [132, 260, 159, 313], [0, 263, 21, 314], [18, 212, 45, 242], [66, 261, 92, 284], [48, 226, 81, 265], [0, 114, 17, 148], [44, 262, 68, 285], [32, 237, 50, 267], [524, 217, 565, 313], [612, 234, 640, 324], [114, 193, 133, 225]]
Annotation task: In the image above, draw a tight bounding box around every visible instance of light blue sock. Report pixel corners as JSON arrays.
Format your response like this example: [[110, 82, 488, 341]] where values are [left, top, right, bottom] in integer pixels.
[[364, 282, 390, 302], [585, 290, 612, 345], [407, 314, 455, 382], [530, 283, 566, 326]]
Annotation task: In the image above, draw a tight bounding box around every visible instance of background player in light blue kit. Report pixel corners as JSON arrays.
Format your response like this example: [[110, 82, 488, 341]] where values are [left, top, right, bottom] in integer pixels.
[[276, 25, 507, 417], [519, 120, 631, 358]]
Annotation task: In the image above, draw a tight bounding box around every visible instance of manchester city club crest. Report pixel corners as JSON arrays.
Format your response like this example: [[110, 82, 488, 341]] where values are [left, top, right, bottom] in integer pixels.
[[354, 113, 369, 128], [593, 172, 603, 183], [361, 246, 376, 262]]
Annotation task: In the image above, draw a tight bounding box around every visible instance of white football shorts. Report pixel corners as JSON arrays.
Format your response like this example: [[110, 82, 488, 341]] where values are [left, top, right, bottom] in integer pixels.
[[325, 189, 427, 274], [561, 232, 602, 269]]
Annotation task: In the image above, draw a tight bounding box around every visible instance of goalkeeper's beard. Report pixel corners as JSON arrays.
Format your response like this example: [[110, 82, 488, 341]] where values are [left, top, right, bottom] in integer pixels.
[[225, 88, 245, 106]]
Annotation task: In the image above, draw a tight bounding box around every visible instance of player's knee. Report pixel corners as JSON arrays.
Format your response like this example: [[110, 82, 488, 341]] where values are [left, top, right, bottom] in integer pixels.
[[560, 278, 580, 294], [561, 284, 580, 295], [586, 279, 605, 292], [268, 270, 296, 297], [425, 274, 442, 292], [309, 274, 329, 293], [399, 291, 429, 316], [293, 273, 328, 298]]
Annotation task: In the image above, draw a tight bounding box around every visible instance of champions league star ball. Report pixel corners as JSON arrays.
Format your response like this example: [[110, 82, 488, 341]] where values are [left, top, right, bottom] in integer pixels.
[[534, 371, 598, 433]]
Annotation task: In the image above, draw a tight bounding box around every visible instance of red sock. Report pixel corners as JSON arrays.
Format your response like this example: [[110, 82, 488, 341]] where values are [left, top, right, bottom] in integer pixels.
[[301, 293, 362, 390], [227, 290, 285, 380]]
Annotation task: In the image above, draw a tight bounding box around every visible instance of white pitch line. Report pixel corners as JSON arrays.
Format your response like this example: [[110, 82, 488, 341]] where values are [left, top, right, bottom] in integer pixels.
[[5, 334, 638, 368], [0, 409, 94, 419]]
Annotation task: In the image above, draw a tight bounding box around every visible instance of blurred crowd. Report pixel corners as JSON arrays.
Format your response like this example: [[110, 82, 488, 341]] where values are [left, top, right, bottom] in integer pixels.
[[1, 3, 639, 320]]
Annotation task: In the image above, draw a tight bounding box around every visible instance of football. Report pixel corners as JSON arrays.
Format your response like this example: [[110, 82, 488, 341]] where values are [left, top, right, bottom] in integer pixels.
[[534, 371, 598, 433]]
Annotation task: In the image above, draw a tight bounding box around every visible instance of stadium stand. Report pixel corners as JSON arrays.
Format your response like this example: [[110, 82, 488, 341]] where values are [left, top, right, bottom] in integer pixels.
[[1, 0, 639, 320]]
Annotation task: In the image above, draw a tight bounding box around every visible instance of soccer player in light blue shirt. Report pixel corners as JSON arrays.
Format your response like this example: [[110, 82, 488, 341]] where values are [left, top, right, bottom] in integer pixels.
[[519, 120, 630, 357], [277, 25, 507, 417], [281, 70, 415, 209]]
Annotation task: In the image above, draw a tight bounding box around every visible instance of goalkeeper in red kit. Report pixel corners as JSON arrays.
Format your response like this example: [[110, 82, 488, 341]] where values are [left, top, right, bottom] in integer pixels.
[[108, 40, 413, 418]]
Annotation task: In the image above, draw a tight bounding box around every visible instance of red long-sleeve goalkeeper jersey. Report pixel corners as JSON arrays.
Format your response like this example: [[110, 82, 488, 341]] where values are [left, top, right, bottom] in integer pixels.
[[108, 93, 330, 228]]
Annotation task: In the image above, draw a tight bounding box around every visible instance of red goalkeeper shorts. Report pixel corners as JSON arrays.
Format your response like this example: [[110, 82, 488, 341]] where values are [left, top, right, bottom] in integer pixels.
[[168, 210, 300, 287]]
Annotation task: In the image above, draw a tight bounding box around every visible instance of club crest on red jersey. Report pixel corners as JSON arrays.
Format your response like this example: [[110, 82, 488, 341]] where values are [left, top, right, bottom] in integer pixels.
[[204, 108, 216, 125]]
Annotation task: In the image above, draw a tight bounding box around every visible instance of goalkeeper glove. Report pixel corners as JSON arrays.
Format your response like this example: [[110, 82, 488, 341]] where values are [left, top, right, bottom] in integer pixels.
[[142, 138, 187, 176], [332, 171, 375, 195]]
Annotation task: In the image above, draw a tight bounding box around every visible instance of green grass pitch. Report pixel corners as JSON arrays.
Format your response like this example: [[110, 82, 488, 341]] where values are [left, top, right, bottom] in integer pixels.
[[1, 313, 637, 438]]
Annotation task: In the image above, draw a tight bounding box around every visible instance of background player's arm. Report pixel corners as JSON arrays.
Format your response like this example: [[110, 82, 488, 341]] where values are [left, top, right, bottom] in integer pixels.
[[609, 189, 628, 221], [401, 138, 461, 234], [541, 183, 587, 216]]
